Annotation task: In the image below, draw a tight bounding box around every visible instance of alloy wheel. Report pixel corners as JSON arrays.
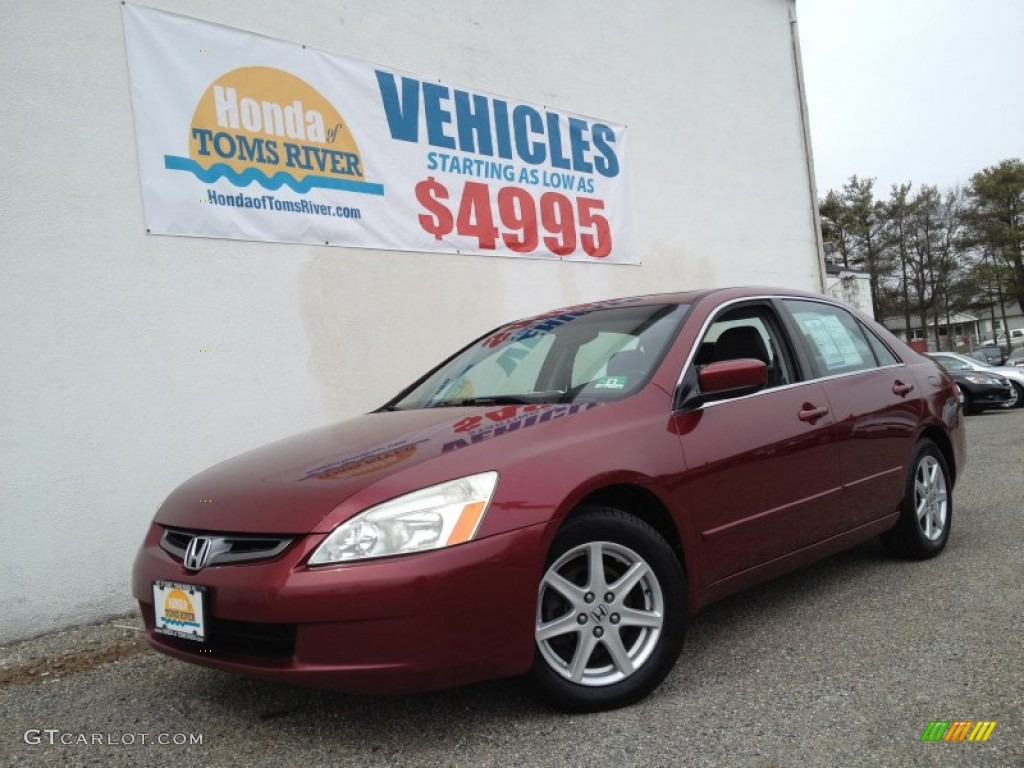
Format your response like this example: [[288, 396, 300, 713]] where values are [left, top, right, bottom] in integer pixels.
[[536, 541, 664, 686], [1002, 383, 1020, 409], [915, 455, 948, 541]]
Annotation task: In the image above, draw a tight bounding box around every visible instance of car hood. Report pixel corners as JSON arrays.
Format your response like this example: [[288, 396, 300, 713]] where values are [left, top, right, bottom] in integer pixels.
[[154, 402, 600, 534], [989, 366, 1024, 383]]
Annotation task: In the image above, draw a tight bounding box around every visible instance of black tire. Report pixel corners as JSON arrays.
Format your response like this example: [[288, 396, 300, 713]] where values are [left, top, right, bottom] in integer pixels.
[[881, 440, 952, 559], [961, 391, 978, 415], [529, 506, 686, 712]]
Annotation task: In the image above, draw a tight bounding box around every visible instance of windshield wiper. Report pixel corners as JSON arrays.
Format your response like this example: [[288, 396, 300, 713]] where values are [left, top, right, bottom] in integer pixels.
[[429, 395, 537, 408]]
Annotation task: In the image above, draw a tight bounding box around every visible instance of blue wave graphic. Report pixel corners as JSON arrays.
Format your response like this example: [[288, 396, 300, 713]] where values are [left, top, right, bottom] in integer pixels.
[[161, 617, 200, 628], [165, 156, 385, 196]]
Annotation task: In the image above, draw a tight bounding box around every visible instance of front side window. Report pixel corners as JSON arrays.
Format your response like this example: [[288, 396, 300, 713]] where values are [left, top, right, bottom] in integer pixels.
[[386, 302, 690, 410], [693, 304, 795, 388]]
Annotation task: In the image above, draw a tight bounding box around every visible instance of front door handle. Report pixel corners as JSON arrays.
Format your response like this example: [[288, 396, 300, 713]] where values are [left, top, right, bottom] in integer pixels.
[[798, 404, 829, 422], [892, 381, 914, 397]]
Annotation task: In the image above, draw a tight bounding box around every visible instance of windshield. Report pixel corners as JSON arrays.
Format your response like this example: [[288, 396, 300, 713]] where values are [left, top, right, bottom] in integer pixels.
[[385, 301, 690, 410], [966, 351, 1002, 368], [932, 354, 974, 372]]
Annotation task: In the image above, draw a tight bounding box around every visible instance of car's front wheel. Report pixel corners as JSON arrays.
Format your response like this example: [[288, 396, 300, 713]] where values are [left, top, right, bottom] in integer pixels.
[[961, 391, 978, 415], [530, 506, 686, 711], [1001, 381, 1023, 409], [881, 439, 952, 559]]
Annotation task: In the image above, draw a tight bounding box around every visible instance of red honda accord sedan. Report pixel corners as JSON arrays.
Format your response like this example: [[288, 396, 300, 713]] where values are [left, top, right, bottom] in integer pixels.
[[133, 287, 966, 711]]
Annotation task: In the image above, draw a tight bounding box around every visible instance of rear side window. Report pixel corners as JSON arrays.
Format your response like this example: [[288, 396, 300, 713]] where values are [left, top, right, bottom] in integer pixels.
[[784, 300, 882, 376]]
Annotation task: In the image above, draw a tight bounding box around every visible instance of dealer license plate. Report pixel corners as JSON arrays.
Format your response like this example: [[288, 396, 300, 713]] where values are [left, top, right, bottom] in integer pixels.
[[153, 581, 207, 642]]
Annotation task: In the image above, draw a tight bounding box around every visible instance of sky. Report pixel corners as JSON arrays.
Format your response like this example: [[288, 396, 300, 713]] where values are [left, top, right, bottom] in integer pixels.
[[797, 0, 1024, 197]]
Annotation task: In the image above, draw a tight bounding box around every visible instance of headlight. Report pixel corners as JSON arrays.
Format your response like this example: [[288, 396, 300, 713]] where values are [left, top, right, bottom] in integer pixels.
[[308, 471, 499, 564], [963, 374, 1001, 385]]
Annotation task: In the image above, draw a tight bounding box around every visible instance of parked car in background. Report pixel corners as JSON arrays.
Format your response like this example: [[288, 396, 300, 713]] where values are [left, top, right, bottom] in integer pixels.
[[970, 345, 1008, 366], [133, 288, 966, 711], [981, 328, 1024, 348], [929, 352, 1020, 412], [1007, 347, 1024, 368]]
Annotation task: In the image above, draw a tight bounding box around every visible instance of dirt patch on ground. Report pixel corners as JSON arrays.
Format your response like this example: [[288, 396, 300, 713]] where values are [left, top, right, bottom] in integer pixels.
[[0, 614, 150, 687]]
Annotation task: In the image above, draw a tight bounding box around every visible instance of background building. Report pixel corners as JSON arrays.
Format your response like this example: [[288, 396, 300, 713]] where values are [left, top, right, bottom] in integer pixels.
[[1, 0, 826, 641], [881, 313, 981, 346], [975, 300, 1024, 344]]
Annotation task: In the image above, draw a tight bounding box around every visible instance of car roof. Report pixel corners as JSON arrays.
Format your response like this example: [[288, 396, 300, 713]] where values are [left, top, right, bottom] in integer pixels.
[[508, 286, 840, 322]]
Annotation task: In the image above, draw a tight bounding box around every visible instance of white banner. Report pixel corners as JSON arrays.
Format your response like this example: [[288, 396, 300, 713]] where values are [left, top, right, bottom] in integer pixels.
[[122, 5, 639, 264]]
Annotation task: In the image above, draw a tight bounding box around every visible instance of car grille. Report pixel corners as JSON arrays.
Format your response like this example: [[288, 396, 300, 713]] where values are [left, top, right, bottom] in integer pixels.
[[160, 528, 294, 568]]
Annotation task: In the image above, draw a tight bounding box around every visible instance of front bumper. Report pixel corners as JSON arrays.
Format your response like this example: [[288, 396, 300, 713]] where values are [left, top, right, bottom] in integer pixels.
[[132, 521, 547, 693], [966, 382, 1013, 409]]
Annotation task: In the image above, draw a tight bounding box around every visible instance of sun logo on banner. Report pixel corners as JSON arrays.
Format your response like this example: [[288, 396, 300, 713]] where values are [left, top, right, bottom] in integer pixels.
[[164, 67, 383, 196], [162, 588, 199, 627]]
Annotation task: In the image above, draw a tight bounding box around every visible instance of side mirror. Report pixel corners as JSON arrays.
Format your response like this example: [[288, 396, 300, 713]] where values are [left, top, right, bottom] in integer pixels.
[[682, 358, 767, 408]]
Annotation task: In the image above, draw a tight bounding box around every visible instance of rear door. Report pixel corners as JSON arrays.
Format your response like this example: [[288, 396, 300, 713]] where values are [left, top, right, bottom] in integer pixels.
[[671, 301, 843, 585], [780, 299, 921, 528]]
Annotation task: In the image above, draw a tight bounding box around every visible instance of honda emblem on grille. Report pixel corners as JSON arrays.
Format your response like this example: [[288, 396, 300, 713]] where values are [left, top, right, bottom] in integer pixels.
[[184, 536, 213, 571]]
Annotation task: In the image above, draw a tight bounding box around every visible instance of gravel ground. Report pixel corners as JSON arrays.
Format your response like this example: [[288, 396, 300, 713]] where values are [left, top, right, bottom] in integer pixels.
[[2, 410, 1021, 768]]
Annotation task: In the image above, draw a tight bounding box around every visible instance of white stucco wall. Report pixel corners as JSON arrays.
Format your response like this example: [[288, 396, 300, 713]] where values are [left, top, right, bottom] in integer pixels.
[[825, 271, 875, 318], [0, 0, 822, 641]]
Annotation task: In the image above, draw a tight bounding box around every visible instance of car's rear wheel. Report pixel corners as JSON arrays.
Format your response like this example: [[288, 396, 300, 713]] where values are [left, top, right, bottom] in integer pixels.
[[530, 506, 686, 712], [881, 440, 951, 559]]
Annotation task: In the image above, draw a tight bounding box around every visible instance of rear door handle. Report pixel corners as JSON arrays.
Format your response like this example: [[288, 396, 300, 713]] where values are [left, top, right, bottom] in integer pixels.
[[798, 404, 829, 422], [892, 381, 914, 396]]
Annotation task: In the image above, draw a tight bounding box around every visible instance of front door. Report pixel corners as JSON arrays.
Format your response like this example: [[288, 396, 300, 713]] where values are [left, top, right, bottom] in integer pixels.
[[671, 302, 844, 586]]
